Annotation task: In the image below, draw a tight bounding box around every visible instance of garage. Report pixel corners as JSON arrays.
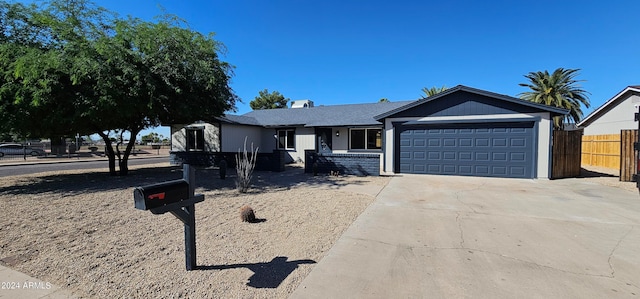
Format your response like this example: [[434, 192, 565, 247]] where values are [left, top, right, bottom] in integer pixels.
[[397, 121, 536, 178], [375, 85, 569, 179]]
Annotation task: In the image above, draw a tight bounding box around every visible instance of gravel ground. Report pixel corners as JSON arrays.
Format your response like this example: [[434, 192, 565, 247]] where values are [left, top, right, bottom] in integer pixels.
[[0, 163, 389, 298]]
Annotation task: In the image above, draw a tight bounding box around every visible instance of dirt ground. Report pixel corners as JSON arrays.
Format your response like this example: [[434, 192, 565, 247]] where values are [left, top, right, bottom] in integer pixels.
[[0, 163, 389, 298], [579, 165, 637, 192]]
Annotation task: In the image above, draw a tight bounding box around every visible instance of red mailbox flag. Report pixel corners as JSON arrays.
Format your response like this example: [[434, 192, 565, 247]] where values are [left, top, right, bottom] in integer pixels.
[[148, 193, 166, 200]]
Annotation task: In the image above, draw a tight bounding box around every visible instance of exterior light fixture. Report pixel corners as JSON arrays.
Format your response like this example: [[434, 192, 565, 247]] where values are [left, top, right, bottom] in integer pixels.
[[336, 130, 340, 137]]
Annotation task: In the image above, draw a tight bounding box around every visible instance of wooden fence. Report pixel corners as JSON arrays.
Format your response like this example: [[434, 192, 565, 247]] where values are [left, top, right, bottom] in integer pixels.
[[551, 130, 582, 179], [620, 130, 638, 182], [581, 134, 621, 169]]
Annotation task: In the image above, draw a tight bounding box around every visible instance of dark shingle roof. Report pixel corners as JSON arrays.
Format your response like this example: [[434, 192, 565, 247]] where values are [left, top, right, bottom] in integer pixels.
[[216, 114, 261, 126], [224, 101, 414, 127]]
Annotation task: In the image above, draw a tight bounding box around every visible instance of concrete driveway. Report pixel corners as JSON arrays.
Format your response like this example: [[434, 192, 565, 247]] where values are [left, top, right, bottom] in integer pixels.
[[291, 175, 640, 298]]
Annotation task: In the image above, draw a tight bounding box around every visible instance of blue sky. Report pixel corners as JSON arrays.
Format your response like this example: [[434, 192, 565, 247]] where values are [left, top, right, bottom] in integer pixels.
[[70, 1, 640, 138]]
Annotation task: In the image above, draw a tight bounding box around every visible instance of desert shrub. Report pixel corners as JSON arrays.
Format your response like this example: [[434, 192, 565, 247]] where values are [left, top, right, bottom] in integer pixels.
[[235, 137, 258, 193], [240, 205, 256, 222]]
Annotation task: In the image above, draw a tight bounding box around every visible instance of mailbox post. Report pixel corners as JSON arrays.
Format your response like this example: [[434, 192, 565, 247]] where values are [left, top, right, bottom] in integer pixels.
[[133, 164, 203, 270]]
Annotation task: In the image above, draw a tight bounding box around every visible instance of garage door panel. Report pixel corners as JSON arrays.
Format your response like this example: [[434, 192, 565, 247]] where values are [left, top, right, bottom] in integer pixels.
[[475, 152, 490, 161], [493, 152, 507, 161], [493, 139, 507, 147], [475, 139, 490, 147], [399, 122, 535, 178], [413, 164, 426, 172], [459, 138, 473, 147], [510, 152, 526, 161], [428, 152, 440, 160], [443, 152, 456, 160], [510, 167, 526, 176], [475, 165, 490, 175], [443, 139, 457, 147], [492, 166, 507, 175], [442, 165, 456, 173], [458, 165, 473, 174], [510, 138, 526, 147], [493, 128, 508, 133], [459, 152, 473, 160]]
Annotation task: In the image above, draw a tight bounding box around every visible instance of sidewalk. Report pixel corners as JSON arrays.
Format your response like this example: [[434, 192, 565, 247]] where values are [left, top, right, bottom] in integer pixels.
[[0, 148, 170, 167], [0, 265, 76, 299]]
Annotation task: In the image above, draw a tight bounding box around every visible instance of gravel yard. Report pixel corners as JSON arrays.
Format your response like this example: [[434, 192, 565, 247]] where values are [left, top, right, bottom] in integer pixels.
[[0, 163, 389, 298]]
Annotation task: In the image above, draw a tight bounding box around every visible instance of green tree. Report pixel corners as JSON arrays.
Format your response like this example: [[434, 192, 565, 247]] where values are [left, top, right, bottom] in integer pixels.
[[0, 0, 237, 175], [518, 68, 590, 130], [141, 132, 160, 144], [250, 89, 289, 110], [421, 85, 448, 98], [378, 98, 390, 103]]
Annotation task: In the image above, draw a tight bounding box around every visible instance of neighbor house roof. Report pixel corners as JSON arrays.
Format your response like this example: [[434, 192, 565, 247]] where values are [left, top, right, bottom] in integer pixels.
[[577, 85, 640, 128], [222, 101, 414, 128], [374, 85, 570, 120]]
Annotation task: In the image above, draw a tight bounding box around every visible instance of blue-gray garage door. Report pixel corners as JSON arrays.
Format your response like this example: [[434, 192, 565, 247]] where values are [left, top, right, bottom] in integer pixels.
[[398, 122, 536, 178]]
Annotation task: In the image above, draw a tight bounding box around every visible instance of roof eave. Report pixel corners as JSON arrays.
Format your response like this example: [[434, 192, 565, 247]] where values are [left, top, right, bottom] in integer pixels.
[[375, 85, 570, 120], [577, 86, 640, 127]]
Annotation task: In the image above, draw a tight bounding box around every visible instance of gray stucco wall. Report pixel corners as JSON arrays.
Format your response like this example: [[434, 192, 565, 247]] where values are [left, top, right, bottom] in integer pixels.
[[170, 123, 220, 152], [583, 94, 639, 136], [221, 124, 264, 153]]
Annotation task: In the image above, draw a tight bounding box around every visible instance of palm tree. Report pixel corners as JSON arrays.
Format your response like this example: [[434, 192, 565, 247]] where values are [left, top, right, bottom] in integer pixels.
[[519, 68, 590, 130], [421, 85, 448, 98]]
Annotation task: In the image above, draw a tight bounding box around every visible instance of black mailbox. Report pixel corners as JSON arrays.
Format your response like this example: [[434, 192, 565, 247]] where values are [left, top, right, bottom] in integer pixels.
[[133, 164, 205, 271], [134, 179, 190, 211]]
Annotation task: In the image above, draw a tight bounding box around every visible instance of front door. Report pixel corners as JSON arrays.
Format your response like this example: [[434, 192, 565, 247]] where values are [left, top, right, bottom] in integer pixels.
[[316, 128, 333, 153]]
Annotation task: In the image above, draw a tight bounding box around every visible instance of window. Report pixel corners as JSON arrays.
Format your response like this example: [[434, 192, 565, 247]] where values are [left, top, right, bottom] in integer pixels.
[[350, 128, 382, 150], [277, 129, 295, 150], [186, 127, 205, 151]]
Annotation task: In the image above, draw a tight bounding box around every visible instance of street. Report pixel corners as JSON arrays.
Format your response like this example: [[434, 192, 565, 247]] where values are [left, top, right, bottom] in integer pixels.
[[0, 157, 169, 177]]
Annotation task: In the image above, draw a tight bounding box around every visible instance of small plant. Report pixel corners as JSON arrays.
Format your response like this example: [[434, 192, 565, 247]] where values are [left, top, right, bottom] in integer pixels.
[[235, 137, 258, 193], [240, 205, 256, 223]]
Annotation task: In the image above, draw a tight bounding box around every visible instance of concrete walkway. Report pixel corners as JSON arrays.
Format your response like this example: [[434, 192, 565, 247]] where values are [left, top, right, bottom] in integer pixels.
[[291, 175, 640, 298]]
